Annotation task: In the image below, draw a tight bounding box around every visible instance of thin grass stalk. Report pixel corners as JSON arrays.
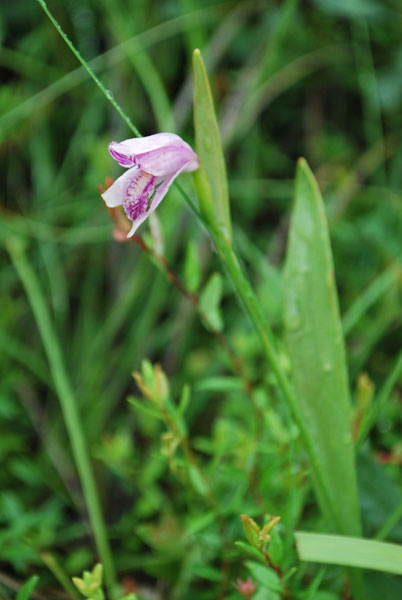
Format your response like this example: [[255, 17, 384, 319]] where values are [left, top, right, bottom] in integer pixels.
[[6, 239, 116, 596]]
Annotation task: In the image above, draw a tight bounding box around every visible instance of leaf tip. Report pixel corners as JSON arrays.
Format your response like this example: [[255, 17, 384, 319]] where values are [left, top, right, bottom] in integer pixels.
[[192, 48, 202, 66], [296, 156, 310, 173]]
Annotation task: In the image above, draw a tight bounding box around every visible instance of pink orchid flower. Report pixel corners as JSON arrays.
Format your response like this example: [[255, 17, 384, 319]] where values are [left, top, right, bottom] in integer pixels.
[[102, 133, 199, 237]]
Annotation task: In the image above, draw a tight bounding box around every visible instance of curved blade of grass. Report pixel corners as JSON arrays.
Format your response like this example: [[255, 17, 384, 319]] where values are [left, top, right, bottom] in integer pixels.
[[6, 238, 116, 596], [193, 49, 232, 246], [295, 532, 402, 575], [283, 158, 361, 537]]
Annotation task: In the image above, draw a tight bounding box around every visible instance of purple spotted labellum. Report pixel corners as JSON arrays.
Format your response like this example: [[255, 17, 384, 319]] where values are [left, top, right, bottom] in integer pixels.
[[102, 133, 199, 237]]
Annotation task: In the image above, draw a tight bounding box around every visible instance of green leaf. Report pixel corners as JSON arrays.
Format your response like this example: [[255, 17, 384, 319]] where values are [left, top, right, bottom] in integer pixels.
[[192, 48, 232, 246], [188, 465, 208, 497], [127, 396, 163, 420], [245, 561, 282, 593], [178, 384, 191, 416], [191, 564, 222, 582], [283, 158, 361, 537], [295, 532, 402, 575], [194, 376, 243, 393], [184, 240, 202, 293], [199, 272, 224, 332], [16, 576, 39, 600], [234, 541, 265, 562], [268, 528, 284, 566]]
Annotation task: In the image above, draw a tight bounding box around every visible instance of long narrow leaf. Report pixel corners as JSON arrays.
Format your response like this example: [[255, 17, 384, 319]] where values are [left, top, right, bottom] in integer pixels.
[[283, 158, 361, 537], [296, 532, 402, 575], [193, 49, 232, 245]]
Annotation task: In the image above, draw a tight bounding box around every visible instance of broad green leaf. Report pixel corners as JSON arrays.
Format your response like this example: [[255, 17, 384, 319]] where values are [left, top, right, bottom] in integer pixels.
[[295, 532, 402, 575], [192, 49, 232, 245], [245, 561, 282, 593], [199, 272, 224, 332], [283, 158, 360, 537], [16, 576, 39, 600]]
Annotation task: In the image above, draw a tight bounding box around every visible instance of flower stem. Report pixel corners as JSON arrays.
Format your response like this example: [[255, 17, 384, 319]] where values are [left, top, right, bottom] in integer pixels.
[[35, 0, 140, 138], [6, 238, 116, 597]]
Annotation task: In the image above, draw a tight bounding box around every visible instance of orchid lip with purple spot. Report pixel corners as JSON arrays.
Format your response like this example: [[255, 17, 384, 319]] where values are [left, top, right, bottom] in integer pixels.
[[102, 133, 199, 237]]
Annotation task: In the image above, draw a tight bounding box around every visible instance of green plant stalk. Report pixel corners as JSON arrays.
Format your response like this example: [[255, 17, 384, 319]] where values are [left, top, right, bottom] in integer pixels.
[[201, 218, 338, 529], [193, 173, 365, 599], [35, 0, 140, 137], [6, 239, 116, 596], [40, 551, 81, 600]]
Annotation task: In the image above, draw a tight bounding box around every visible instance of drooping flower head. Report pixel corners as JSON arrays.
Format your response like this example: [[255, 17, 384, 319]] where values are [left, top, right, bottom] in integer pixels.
[[102, 133, 198, 237]]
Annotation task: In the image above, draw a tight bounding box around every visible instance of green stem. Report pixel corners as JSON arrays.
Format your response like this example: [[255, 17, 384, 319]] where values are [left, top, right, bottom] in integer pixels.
[[6, 238, 116, 596], [209, 231, 339, 530], [35, 0, 140, 138], [205, 210, 365, 599], [40, 551, 82, 600]]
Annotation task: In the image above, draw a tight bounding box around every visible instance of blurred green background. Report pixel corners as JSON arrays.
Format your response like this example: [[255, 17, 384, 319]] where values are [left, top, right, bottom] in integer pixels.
[[0, 0, 401, 598]]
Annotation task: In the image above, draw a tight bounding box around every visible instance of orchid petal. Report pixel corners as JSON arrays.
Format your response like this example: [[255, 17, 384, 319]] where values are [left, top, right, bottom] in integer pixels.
[[102, 166, 139, 207], [103, 133, 199, 237], [126, 212, 152, 238], [126, 164, 187, 238], [134, 145, 198, 177], [149, 164, 188, 211], [109, 133, 187, 167]]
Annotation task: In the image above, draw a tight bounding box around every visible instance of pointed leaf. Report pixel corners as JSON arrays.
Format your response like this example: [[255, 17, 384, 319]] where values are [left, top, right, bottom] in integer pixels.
[[16, 576, 39, 600], [193, 49, 232, 245], [184, 240, 202, 293], [283, 158, 360, 536], [199, 272, 224, 332], [245, 561, 282, 593]]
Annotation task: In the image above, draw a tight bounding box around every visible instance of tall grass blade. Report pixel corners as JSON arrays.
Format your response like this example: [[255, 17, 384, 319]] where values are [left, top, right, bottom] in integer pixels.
[[6, 238, 116, 596]]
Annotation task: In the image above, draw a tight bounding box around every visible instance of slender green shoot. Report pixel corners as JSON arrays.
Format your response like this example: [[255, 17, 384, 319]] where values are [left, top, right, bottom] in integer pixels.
[[6, 238, 116, 596], [35, 0, 140, 138]]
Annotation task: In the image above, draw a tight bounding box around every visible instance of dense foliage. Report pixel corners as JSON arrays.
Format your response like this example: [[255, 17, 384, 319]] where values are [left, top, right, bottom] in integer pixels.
[[1, 1, 401, 599]]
